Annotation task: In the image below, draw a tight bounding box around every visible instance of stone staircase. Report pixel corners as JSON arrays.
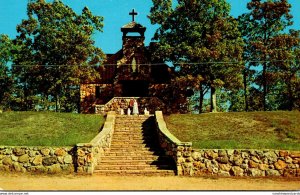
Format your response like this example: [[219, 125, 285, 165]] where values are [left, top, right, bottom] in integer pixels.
[[94, 115, 176, 176]]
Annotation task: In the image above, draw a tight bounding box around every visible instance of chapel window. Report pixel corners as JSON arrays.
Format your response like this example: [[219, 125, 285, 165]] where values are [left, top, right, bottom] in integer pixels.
[[132, 57, 137, 73]]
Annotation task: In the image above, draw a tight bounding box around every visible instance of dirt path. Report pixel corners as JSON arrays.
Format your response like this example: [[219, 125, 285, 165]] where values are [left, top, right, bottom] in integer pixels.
[[0, 173, 300, 191]]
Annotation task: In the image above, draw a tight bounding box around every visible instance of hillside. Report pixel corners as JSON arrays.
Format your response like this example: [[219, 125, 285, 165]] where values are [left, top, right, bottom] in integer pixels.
[[0, 112, 104, 146], [164, 111, 300, 150]]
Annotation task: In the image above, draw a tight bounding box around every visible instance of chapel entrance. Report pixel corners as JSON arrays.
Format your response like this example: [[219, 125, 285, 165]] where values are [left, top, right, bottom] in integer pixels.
[[121, 80, 149, 97]]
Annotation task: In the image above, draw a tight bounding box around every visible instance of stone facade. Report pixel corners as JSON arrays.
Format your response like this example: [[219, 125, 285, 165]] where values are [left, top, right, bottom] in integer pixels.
[[0, 146, 74, 174], [80, 18, 172, 114], [155, 111, 300, 177], [80, 84, 114, 113]]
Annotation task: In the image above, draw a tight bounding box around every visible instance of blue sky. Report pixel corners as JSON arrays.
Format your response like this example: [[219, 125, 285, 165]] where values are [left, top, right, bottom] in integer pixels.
[[0, 0, 299, 54]]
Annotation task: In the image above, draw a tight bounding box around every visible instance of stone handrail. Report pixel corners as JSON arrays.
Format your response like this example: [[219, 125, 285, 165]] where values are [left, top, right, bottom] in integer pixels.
[[155, 111, 192, 176], [76, 111, 116, 174]]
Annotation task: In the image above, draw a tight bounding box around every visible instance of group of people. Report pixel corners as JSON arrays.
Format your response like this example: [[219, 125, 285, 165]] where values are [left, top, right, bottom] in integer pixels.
[[120, 99, 149, 115]]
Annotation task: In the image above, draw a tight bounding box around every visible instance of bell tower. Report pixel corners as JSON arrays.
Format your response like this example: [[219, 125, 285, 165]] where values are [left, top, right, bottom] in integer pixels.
[[120, 9, 146, 64]]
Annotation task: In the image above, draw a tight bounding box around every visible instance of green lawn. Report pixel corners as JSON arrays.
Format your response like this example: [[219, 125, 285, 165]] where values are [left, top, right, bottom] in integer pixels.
[[164, 111, 300, 150], [0, 112, 104, 146]]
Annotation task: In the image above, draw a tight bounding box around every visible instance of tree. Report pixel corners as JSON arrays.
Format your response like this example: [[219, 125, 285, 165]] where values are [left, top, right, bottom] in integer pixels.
[[150, 74, 202, 113], [149, 0, 244, 113], [0, 35, 14, 110], [239, 0, 293, 111], [268, 30, 300, 110], [12, 0, 104, 112]]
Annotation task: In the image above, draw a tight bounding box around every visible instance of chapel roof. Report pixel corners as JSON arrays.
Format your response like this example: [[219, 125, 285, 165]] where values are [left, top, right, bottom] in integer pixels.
[[122, 21, 145, 29]]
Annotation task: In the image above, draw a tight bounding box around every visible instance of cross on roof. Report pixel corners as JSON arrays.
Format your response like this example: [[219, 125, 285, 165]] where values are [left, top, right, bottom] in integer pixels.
[[129, 9, 138, 22]]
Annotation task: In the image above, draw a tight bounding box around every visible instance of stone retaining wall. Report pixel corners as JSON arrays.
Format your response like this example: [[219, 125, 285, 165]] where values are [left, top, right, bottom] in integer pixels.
[[0, 112, 116, 175], [187, 149, 300, 177], [76, 111, 116, 174], [155, 111, 300, 177], [96, 97, 166, 115], [0, 146, 74, 173]]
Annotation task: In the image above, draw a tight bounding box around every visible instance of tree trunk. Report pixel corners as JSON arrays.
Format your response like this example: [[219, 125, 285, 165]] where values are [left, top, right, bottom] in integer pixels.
[[243, 69, 249, 112], [287, 77, 293, 111], [262, 62, 267, 111], [24, 79, 28, 111], [199, 84, 204, 114], [56, 94, 60, 112], [210, 86, 217, 113], [262, 30, 268, 112]]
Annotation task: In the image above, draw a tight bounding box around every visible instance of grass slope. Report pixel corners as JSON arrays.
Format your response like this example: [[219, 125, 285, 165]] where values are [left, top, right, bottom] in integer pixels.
[[164, 111, 300, 150], [0, 112, 104, 146]]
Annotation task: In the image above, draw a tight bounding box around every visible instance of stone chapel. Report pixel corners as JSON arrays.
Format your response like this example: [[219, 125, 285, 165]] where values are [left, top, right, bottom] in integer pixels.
[[80, 9, 172, 114]]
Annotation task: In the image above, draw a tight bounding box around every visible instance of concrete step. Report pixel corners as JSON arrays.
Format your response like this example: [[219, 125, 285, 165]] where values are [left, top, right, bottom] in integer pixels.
[[112, 134, 154, 138], [109, 144, 149, 148], [115, 116, 153, 119], [110, 143, 159, 148], [95, 164, 173, 171], [112, 136, 154, 140], [115, 117, 153, 121], [109, 144, 162, 153], [114, 126, 145, 129], [99, 157, 172, 163], [115, 121, 152, 124], [110, 140, 147, 144], [98, 159, 172, 166], [114, 126, 148, 129], [105, 150, 165, 156], [104, 150, 163, 156], [108, 144, 162, 149], [115, 115, 151, 117], [99, 155, 166, 161], [112, 132, 154, 135], [93, 169, 175, 176]]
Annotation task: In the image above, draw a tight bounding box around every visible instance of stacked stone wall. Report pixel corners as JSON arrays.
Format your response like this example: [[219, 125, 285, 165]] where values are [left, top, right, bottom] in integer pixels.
[[0, 112, 116, 175], [185, 149, 300, 177], [155, 111, 300, 177], [0, 146, 74, 174]]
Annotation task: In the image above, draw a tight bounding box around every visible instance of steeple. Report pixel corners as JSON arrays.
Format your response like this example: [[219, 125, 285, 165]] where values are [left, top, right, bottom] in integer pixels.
[[121, 9, 146, 38]]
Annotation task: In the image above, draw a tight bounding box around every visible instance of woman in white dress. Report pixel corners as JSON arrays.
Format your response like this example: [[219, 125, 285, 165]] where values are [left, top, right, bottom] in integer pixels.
[[132, 99, 139, 115]]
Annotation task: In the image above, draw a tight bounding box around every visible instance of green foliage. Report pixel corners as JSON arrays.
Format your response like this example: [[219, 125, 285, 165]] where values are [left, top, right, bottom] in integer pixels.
[[149, 0, 244, 113], [0, 35, 15, 110], [238, 0, 299, 111], [0, 111, 104, 146], [12, 0, 105, 112], [150, 75, 203, 113], [268, 30, 300, 110]]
